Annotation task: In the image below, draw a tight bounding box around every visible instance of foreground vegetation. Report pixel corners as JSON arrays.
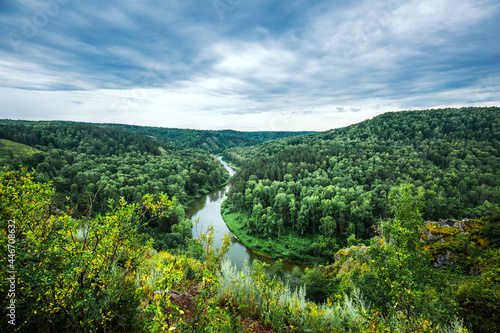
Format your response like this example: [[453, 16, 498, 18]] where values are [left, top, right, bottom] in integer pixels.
[[3, 169, 489, 332]]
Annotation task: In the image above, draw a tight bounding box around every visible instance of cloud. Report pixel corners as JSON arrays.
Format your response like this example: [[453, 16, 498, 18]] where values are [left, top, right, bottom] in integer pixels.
[[0, 0, 499, 130]]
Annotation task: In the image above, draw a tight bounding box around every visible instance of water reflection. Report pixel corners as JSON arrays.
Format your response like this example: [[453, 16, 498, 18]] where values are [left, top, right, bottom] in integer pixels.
[[186, 157, 302, 274]]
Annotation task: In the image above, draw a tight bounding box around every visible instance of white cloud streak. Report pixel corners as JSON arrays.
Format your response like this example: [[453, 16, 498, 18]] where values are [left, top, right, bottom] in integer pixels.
[[0, 0, 499, 130]]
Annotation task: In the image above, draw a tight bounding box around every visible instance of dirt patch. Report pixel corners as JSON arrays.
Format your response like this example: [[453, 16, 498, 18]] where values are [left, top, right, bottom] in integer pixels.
[[162, 286, 275, 332], [164, 286, 199, 320]]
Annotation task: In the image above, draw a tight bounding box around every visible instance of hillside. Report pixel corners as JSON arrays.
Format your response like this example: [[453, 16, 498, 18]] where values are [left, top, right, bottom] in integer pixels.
[[222, 107, 500, 263], [103, 123, 312, 153], [0, 138, 41, 159], [0, 119, 309, 251], [0, 120, 227, 251]]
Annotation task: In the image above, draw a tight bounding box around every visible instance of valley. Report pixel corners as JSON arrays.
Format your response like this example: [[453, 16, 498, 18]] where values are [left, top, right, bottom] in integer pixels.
[[1, 107, 499, 332]]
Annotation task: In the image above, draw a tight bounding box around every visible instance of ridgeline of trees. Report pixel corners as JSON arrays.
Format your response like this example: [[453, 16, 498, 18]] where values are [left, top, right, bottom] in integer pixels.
[[104, 123, 312, 153], [222, 107, 500, 263]]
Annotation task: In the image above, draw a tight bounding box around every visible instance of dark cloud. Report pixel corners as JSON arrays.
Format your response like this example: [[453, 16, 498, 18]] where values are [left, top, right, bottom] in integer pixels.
[[0, 0, 499, 130]]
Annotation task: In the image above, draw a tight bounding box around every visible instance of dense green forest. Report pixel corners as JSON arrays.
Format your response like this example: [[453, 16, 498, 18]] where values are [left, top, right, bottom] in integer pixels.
[[0, 121, 214, 250], [0, 120, 302, 251], [104, 123, 312, 153], [222, 107, 500, 263]]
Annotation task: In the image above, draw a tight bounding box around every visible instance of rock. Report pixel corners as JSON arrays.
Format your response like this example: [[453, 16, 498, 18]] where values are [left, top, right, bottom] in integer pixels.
[[422, 219, 475, 269], [434, 251, 456, 269], [439, 219, 456, 227], [422, 219, 474, 245], [452, 220, 468, 235], [164, 287, 199, 320], [469, 265, 481, 276]]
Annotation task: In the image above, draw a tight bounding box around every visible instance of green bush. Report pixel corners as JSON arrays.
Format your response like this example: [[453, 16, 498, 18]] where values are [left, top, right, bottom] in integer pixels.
[[300, 268, 330, 303], [0, 168, 174, 332]]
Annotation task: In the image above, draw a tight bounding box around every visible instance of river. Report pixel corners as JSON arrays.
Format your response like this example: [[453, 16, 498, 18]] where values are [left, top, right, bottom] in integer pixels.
[[186, 157, 300, 274]]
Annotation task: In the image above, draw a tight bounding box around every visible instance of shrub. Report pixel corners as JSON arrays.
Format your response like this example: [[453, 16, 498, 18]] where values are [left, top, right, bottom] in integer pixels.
[[0, 168, 174, 332]]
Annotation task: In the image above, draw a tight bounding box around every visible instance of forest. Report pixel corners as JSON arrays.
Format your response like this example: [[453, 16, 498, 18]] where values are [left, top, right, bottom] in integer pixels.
[[104, 123, 313, 153], [0, 107, 499, 332], [0, 120, 299, 250], [222, 107, 500, 263]]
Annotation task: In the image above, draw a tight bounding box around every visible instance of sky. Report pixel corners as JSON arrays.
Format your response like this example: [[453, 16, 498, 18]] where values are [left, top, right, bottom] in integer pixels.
[[0, 0, 499, 131]]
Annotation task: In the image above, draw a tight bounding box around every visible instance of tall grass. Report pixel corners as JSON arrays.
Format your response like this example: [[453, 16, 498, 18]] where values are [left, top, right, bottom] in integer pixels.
[[216, 260, 370, 332], [216, 260, 469, 332]]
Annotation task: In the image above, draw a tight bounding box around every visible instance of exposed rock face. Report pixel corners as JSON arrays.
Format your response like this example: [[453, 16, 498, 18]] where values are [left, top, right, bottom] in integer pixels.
[[149, 287, 199, 321], [421, 219, 475, 269], [422, 219, 474, 241], [331, 245, 368, 276], [166, 289, 197, 318]]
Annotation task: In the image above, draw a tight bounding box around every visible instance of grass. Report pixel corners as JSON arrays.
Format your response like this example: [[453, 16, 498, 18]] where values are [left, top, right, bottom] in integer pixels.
[[216, 260, 470, 333], [222, 201, 326, 265], [0, 138, 41, 158]]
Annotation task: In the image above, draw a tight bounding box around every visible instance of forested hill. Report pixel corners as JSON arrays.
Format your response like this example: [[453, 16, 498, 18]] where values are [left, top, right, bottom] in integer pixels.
[[0, 120, 162, 156], [104, 123, 312, 153], [222, 107, 500, 263], [0, 120, 307, 154], [0, 119, 309, 250], [0, 120, 216, 250]]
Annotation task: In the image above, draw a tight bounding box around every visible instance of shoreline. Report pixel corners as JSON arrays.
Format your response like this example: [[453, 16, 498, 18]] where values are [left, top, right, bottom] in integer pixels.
[[221, 200, 321, 266]]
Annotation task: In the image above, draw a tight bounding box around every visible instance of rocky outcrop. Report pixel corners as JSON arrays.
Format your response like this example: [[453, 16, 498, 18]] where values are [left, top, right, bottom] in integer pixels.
[[422, 219, 472, 240], [421, 219, 476, 269], [331, 244, 368, 276]]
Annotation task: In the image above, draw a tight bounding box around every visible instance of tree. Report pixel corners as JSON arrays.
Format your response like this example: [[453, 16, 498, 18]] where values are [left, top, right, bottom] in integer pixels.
[[319, 216, 336, 238], [0, 168, 175, 332], [360, 184, 437, 329], [270, 259, 285, 281], [300, 268, 329, 303], [297, 205, 309, 235], [273, 193, 288, 225], [288, 266, 303, 292]]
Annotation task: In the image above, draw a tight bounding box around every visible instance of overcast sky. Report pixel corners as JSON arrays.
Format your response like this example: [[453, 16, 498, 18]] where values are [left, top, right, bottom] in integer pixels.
[[1, 0, 499, 131]]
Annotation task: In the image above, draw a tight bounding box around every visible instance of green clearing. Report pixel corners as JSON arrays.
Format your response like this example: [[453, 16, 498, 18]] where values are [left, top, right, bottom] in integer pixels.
[[0, 138, 41, 158], [222, 201, 326, 264]]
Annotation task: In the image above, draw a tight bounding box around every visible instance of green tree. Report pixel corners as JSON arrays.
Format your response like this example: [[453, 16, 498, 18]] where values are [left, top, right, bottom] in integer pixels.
[[0, 168, 175, 332], [360, 184, 442, 329], [319, 216, 336, 238], [300, 268, 329, 303]]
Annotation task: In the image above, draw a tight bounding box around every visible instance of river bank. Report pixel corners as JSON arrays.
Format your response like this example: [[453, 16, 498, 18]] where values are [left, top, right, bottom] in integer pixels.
[[186, 157, 305, 273], [221, 200, 326, 266]]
